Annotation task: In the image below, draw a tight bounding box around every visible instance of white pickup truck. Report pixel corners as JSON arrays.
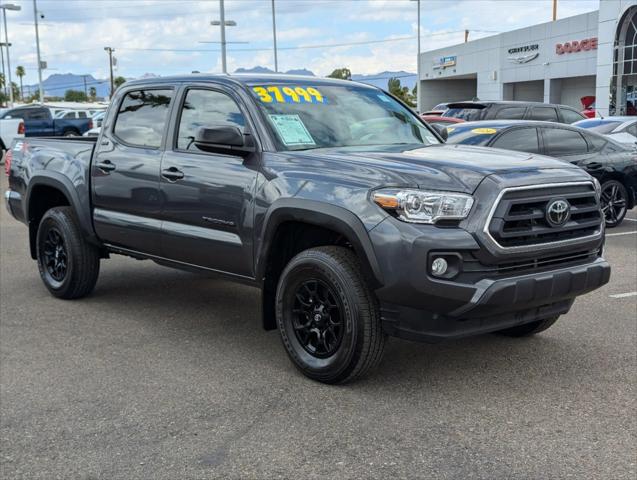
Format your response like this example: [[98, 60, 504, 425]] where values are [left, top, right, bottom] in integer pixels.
[[0, 115, 25, 161]]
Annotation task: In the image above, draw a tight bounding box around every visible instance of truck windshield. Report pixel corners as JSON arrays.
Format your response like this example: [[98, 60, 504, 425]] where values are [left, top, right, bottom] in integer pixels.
[[248, 83, 439, 151]]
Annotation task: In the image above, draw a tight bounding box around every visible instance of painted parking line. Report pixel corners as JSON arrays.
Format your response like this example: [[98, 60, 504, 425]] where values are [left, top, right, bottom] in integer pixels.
[[609, 291, 637, 299], [606, 231, 637, 237], [624, 218, 637, 222]]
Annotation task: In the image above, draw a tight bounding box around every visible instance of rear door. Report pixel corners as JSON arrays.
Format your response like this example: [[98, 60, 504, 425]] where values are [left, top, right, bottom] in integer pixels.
[[158, 85, 260, 277], [539, 126, 594, 164], [92, 87, 175, 254]]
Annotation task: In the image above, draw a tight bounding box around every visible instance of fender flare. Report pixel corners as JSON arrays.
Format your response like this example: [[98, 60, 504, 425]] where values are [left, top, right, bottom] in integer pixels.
[[255, 198, 384, 289], [25, 172, 97, 256]]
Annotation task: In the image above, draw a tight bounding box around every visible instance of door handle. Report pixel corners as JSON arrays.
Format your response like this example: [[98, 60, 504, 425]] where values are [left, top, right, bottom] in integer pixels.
[[161, 167, 185, 181], [96, 160, 116, 172]]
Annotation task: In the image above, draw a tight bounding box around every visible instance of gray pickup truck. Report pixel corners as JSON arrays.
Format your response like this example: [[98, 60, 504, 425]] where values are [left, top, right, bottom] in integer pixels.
[[4, 74, 610, 383]]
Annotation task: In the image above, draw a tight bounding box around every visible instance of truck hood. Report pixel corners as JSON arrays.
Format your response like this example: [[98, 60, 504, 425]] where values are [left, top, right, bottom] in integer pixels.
[[286, 144, 582, 193]]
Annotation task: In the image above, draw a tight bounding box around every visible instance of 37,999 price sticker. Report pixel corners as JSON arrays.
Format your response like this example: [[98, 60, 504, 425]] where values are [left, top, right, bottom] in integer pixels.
[[252, 86, 326, 104]]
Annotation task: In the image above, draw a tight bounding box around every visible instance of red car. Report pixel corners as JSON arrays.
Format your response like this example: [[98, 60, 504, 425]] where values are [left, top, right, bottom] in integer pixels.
[[420, 115, 465, 128]]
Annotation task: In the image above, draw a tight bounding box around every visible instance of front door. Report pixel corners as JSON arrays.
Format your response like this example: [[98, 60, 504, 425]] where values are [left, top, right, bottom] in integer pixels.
[[159, 86, 259, 278], [92, 87, 174, 254]]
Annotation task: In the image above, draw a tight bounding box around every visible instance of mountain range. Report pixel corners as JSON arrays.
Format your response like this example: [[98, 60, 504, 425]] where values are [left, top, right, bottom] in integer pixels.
[[25, 68, 417, 99]]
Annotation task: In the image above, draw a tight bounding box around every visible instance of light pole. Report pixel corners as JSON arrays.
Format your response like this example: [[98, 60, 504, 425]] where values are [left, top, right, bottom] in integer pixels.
[[0, 3, 21, 106], [411, 0, 421, 111], [32, 0, 44, 103], [271, 0, 278, 72], [211, 0, 236, 73], [104, 47, 114, 97]]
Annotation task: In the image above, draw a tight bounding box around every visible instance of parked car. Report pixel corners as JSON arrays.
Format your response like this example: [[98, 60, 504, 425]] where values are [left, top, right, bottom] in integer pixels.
[[0, 105, 93, 137], [573, 117, 637, 146], [420, 115, 465, 128], [5, 74, 610, 383], [580, 96, 596, 118], [91, 111, 106, 128], [0, 116, 25, 158], [442, 101, 586, 124], [83, 126, 101, 137], [446, 120, 637, 227], [421, 102, 450, 116]]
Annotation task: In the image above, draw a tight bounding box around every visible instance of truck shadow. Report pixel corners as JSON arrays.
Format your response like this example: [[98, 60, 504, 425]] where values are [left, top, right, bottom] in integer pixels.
[[84, 259, 604, 395]]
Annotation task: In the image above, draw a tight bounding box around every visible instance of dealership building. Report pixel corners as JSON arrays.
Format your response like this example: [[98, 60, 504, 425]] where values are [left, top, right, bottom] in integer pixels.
[[417, 0, 636, 117]]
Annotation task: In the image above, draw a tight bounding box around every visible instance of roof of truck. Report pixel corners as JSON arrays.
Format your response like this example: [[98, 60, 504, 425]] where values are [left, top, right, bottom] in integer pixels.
[[123, 73, 376, 89]]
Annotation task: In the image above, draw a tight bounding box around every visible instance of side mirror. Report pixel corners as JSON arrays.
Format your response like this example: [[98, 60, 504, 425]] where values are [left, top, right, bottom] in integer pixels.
[[432, 124, 448, 141], [194, 125, 255, 156]]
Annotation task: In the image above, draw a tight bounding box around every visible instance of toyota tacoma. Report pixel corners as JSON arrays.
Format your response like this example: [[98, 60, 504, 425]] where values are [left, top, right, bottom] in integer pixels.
[[4, 75, 611, 383]]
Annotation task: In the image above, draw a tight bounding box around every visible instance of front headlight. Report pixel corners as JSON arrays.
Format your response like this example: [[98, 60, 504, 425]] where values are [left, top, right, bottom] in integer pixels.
[[372, 188, 474, 224]]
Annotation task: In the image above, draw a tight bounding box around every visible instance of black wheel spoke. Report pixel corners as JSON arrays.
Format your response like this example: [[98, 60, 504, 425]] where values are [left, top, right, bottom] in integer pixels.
[[41, 227, 68, 282], [291, 278, 344, 358]]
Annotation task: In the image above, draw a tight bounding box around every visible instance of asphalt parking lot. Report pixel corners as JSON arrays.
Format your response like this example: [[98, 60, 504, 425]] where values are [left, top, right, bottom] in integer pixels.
[[1, 175, 635, 480]]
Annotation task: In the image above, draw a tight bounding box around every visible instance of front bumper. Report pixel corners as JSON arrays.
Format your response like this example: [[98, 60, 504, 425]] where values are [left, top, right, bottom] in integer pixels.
[[368, 212, 610, 343], [380, 258, 610, 342]]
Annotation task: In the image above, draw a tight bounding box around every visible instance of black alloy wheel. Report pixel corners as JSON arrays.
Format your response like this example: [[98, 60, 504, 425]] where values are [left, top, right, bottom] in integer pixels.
[[292, 279, 344, 358], [42, 227, 68, 285], [600, 180, 628, 228], [276, 246, 386, 384], [36, 207, 101, 299]]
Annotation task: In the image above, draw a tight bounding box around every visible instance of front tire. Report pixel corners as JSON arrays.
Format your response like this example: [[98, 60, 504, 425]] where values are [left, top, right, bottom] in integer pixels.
[[36, 207, 100, 299], [276, 246, 386, 384], [600, 180, 628, 228], [494, 316, 559, 337]]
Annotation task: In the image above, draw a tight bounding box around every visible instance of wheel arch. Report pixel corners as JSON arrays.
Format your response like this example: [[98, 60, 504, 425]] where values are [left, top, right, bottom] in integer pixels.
[[256, 199, 384, 330], [25, 173, 95, 259]]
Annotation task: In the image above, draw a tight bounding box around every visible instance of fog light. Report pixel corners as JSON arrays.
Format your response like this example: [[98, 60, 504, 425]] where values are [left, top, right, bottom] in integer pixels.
[[431, 257, 448, 277]]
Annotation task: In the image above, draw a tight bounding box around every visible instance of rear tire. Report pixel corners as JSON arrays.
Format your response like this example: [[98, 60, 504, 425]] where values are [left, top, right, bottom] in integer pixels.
[[494, 316, 560, 337], [36, 207, 100, 299], [63, 129, 79, 137], [276, 246, 386, 384]]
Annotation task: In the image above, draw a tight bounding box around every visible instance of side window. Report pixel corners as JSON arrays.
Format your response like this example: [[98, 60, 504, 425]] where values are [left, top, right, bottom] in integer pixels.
[[176, 89, 246, 151], [23, 109, 48, 120], [492, 128, 540, 153], [528, 107, 558, 122], [627, 123, 637, 137], [494, 107, 526, 119], [584, 133, 607, 152], [78, 111, 87, 118], [63, 112, 75, 119], [543, 128, 589, 156], [560, 108, 585, 124], [113, 89, 173, 148]]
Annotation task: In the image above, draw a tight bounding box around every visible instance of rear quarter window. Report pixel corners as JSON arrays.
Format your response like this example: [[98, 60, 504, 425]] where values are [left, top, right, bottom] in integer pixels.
[[113, 89, 173, 148]]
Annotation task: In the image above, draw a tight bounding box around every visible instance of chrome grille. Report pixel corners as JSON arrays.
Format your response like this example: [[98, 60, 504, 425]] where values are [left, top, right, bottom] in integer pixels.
[[487, 182, 602, 248]]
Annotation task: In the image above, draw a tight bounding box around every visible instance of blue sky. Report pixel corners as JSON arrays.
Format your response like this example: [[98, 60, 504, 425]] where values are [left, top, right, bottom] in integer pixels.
[[4, 0, 599, 85]]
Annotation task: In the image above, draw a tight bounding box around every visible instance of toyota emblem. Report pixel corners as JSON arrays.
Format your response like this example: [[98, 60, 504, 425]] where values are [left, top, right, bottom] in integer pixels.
[[546, 199, 570, 227]]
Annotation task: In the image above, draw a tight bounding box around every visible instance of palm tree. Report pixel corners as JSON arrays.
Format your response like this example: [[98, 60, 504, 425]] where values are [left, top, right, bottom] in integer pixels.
[[16, 66, 25, 101]]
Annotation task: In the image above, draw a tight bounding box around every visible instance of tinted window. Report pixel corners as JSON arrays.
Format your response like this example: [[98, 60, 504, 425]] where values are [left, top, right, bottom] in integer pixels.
[[492, 128, 540, 153], [19, 108, 49, 120], [63, 112, 75, 119], [560, 108, 585, 123], [177, 89, 246, 150], [528, 107, 558, 122], [543, 128, 589, 156], [114, 89, 173, 148], [584, 133, 607, 152], [78, 111, 87, 118], [443, 107, 483, 121], [495, 107, 526, 119]]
